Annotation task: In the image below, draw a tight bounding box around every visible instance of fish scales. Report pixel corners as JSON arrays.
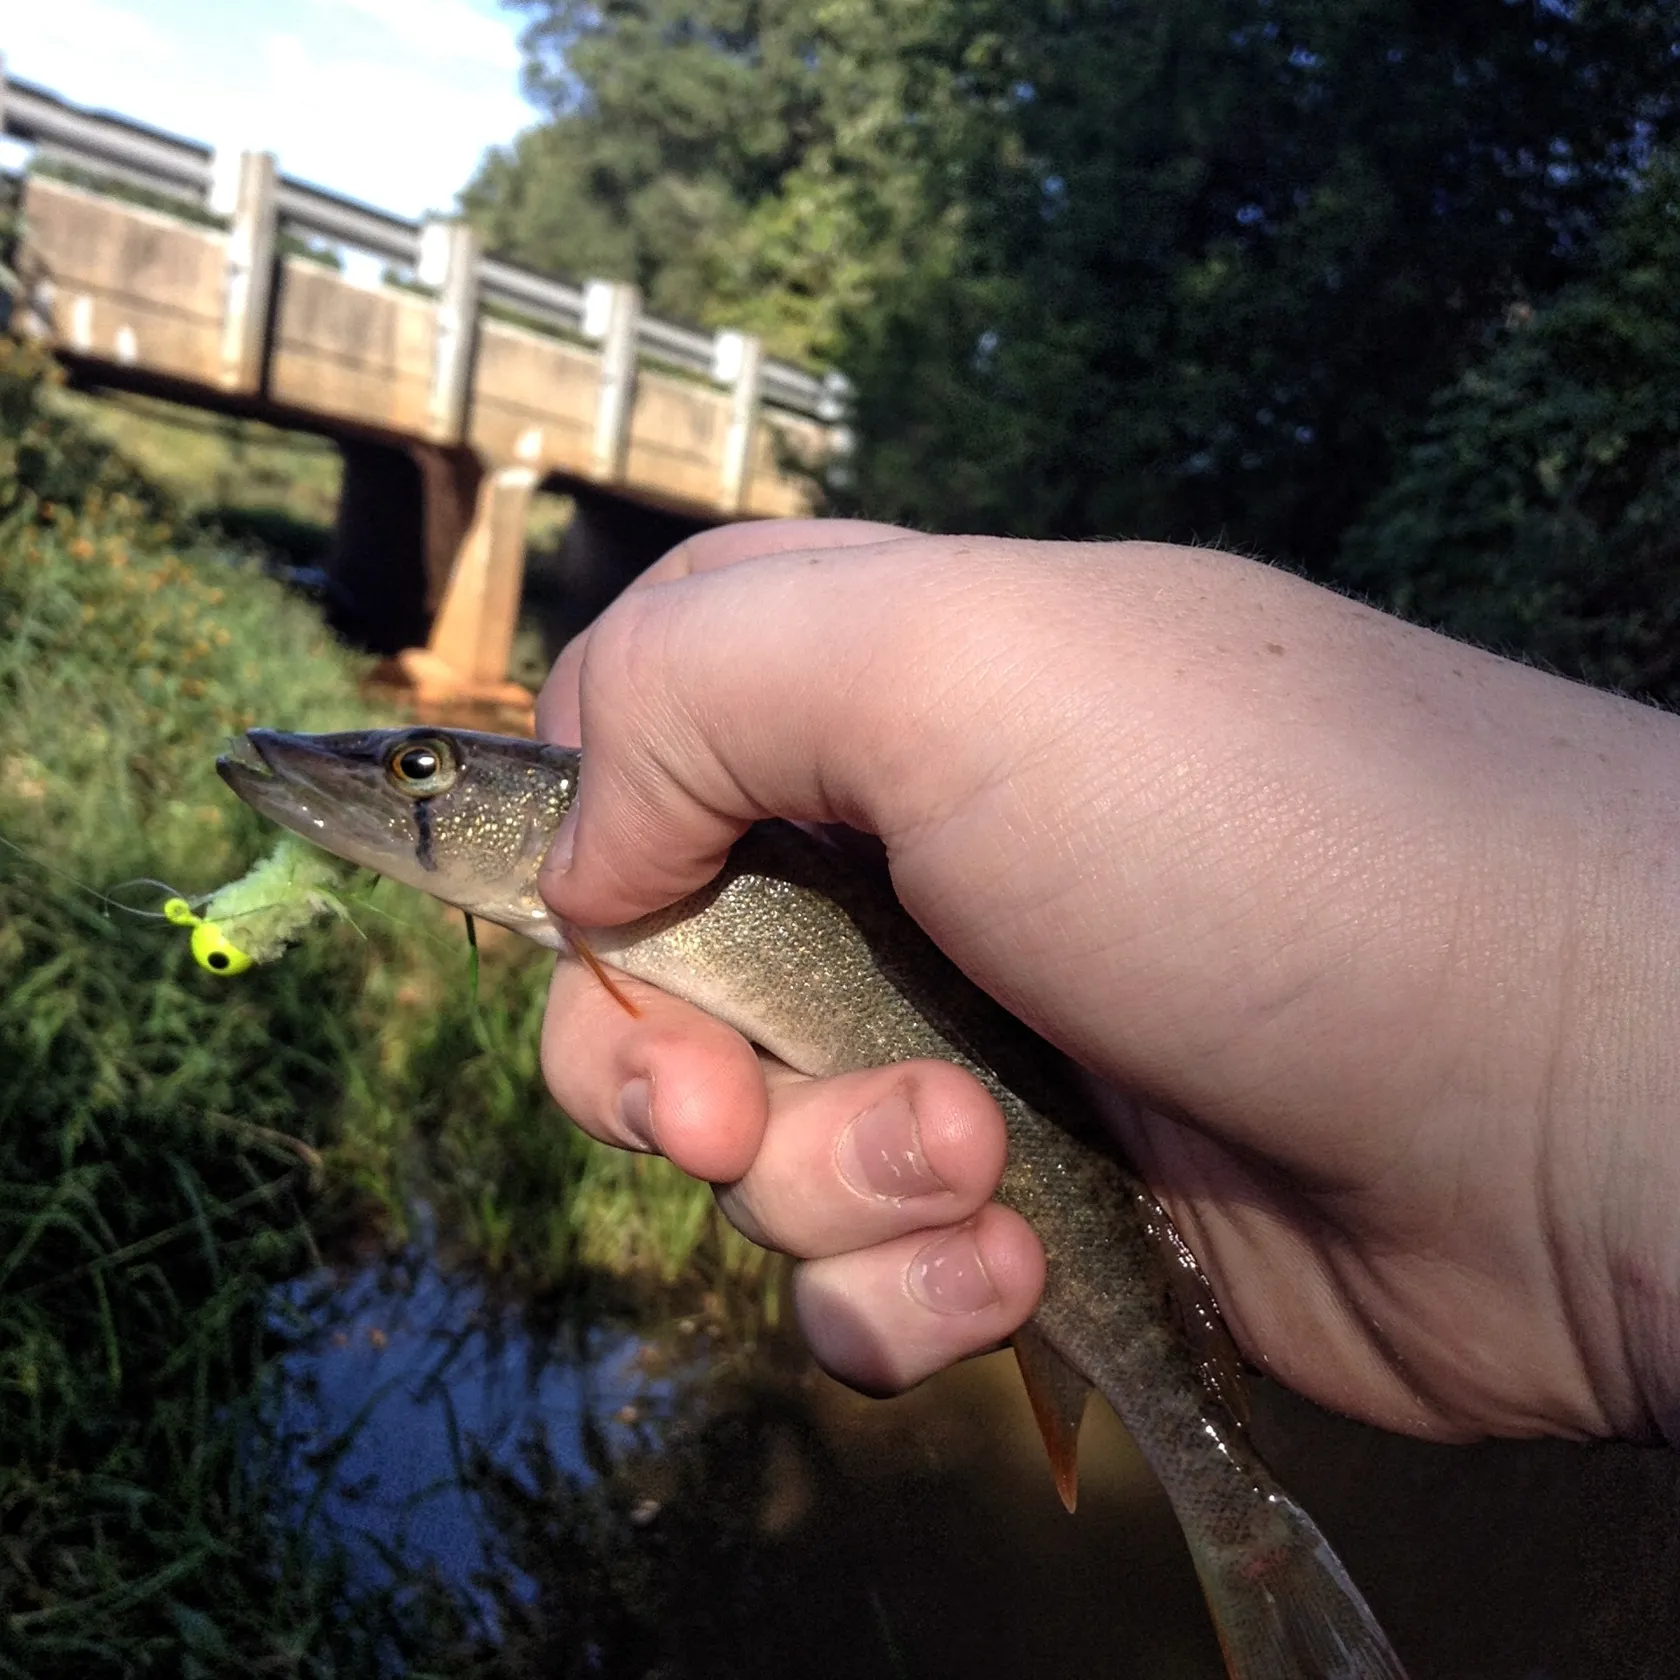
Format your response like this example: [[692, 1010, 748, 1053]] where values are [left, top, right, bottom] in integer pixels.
[[218, 725, 1410, 1678], [592, 826, 1251, 1520], [597, 825, 1339, 1584]]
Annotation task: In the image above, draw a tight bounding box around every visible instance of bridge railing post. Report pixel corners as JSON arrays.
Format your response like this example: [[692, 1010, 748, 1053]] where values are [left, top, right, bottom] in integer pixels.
[[584, 279, 641, 482], [714, 329, 764, 515], [211, 149, 278, 394], [419, 218, 481, 444]]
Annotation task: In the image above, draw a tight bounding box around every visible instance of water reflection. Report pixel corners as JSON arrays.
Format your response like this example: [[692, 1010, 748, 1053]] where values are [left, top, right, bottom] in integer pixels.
[[273, 1237, 668, 1633], [270, 1231, 1225, 1677], [271, 1234, 1680, 1678]]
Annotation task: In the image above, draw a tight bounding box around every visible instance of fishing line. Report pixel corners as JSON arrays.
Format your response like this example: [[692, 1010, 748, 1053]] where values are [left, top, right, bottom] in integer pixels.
[[2, 827, 369, 959], [4, 821, 504, 987], [0, 828, 192, 921], [464, 910, 484, 1030]]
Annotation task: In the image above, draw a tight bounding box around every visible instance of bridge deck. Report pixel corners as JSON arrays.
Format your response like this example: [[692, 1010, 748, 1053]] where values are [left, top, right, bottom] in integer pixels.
[[17, 174, 832, 521], [7, 99, 841, 695]]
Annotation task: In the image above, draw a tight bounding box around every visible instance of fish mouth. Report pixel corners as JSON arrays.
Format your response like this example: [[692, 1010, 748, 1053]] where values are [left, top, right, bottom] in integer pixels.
[[216, 728, 440, 881], [215, 728, 387, 844], [215, 729, 329, 826], [216, 730, 280, 789]]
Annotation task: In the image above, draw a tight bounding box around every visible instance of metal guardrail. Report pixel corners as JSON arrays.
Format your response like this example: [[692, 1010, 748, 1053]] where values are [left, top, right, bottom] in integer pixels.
[[0, 64, 840, 418], [2, 74, 211, 197], [274, 179, 419, 270], [479, 253, 585, 336]]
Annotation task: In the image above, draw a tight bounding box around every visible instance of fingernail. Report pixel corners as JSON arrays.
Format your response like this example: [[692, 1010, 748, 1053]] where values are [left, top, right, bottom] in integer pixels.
[[907, 1228, 999, 1315], [547, 810, 577, 877], [838, 1092, 945, 1200], [619, 1078, 656, 1151]]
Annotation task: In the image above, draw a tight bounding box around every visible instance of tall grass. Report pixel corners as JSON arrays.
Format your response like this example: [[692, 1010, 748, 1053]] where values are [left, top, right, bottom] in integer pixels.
[[0, 335, 773, 1674], [46, 385, 343, 561], [368, 951, 777, 1310], [0, 332, 429, 1673]]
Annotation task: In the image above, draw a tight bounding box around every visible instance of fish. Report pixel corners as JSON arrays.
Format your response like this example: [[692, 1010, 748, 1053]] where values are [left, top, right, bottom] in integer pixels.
[[218, 723, 1409, 1679]]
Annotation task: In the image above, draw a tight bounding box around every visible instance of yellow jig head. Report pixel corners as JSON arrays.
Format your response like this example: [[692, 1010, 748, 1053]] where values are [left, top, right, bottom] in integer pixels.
[[164, 897, 256, 975], [166, 833, 354, 976]]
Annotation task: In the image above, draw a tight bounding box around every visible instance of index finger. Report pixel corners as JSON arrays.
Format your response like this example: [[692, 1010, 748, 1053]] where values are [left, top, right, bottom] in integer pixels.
[[535, 518, 908, 743]]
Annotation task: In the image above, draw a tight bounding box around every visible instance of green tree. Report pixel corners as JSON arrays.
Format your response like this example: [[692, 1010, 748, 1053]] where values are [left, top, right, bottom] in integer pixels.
[[1337, 148, 1680, 706], [465, 1, 977, 359], [830, 0, 1680, 570], [469, 1, 857, 344], [478, 0, 1680, 577]]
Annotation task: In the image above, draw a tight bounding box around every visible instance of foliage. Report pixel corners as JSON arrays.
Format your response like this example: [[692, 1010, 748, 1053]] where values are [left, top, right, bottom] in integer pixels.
[[1338, 148, 1680, 706], [0, 335, 767, 1674], [465, 0, 957, 361], [464, 0, 770, 323], [25, 158, 229, 231], [342, 924, 777, 1307], [0, 822, 477, 1678], [46, 386, 342, 569], [0, 332, 415, 1673], [484, 0, 1680, 579], [277, 232, 344, 271], [0, 336, 176, 525], [827, 0, 1680, 570]]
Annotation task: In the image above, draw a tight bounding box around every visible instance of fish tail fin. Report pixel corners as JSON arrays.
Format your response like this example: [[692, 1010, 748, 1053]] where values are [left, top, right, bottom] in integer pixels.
[[1186, 1490, 1409, 1680]]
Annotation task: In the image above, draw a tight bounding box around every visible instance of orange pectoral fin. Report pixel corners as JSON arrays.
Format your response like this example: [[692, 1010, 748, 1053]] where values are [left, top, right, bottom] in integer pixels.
[[569, 930, 642, 1018], [1011, 1320, 1091, 1514]]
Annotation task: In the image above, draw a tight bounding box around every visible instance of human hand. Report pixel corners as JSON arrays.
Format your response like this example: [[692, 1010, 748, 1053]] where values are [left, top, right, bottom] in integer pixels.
[[536, 518, 1680, 1445]]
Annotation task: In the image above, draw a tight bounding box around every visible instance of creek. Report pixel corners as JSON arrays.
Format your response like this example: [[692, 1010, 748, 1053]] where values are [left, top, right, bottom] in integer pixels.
[[273, 1224, 1680, 1678]]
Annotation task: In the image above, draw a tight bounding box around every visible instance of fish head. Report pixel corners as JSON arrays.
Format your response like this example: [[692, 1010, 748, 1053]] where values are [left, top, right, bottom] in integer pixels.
[[217, 727, 579, 941]]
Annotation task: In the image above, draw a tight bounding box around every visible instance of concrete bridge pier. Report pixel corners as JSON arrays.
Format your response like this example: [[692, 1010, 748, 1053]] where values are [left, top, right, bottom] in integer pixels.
[[425, 458, 539, 688], [327, 437, 536, 717], [523, 488, 713, 659]]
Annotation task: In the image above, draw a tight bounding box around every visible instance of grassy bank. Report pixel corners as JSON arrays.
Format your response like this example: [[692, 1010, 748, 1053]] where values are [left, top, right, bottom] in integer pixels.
[[48, 386, 343, 564], [0, 334, 769, 1674]]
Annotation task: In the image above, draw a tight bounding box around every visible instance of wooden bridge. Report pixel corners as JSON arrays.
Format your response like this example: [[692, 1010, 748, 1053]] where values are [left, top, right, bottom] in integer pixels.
[[0, 65, 847, 711]]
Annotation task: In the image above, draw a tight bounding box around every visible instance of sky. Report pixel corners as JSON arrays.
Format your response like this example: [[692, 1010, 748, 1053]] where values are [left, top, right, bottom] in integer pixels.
[[3, 0, 538, 219]]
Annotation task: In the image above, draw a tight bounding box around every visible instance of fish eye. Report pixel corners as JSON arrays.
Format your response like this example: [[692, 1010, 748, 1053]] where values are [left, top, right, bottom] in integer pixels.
[[385, 736, 457, 795]]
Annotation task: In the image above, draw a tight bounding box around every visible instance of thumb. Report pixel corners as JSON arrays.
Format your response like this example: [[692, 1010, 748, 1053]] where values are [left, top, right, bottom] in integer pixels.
[[537, 533, 944, 928]]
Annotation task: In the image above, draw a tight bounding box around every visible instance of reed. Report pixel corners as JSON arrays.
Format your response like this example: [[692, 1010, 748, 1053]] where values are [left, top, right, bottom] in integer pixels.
[[0, 334, 774, 1674]]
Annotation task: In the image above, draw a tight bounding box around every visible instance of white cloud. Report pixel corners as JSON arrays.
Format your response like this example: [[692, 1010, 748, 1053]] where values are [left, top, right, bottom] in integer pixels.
[[308, 0, 524, 71], [6, 0, 535, 219], [224, 30, 530, 213], [4, 0, 174, 86]]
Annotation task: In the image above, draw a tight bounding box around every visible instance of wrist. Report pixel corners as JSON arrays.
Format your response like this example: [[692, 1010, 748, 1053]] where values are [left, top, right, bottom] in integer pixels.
[[1538, 706, 1680, 1441]]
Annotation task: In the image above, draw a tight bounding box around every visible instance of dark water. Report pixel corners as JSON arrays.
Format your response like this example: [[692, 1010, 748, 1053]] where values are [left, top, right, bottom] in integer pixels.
[[273, 1240, 1224, 1676], [276, 1242, 1680, 1679], [272, 1246, 661, 1632], [1254, 1386, 1680, 1680]]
